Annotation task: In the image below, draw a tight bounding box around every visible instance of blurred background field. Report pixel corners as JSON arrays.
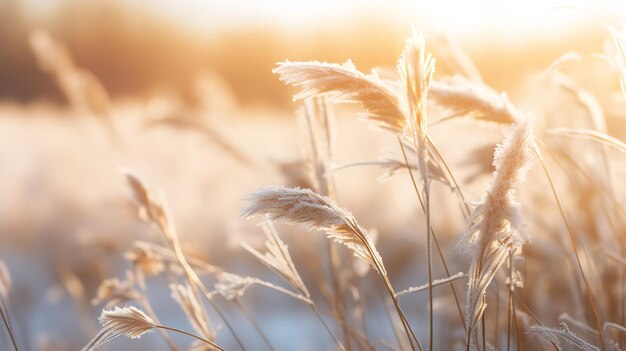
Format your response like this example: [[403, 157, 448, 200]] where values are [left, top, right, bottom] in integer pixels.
[[2, 0, 626, 350]]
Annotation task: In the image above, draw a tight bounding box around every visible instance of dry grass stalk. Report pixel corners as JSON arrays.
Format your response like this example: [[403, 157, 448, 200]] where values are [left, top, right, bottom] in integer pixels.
[[547, 128, 626, 154], [458, 118, 535, 341], [83, 306, 224, 351], [429, 33, 483, 83], [398, 29, 436, 351], [542, 51, 583, 76], [396, 272, 467, 297], [124, 172, 245, 348], [299, 97, 336, 197], [328, 138, 453, 192], [131, 241, 222, 276], [211, 271, 312, 304], [241, 223, 346, 351], [170, 283, 215, 341], [552, 73, 606, 133], [242, 224, 310, 298], [0, 260, 18, 351], [125, 244, 165, 277], [91, 273, 140, 308], [528, 322, 600, 351], [243, 186, 421, 350]]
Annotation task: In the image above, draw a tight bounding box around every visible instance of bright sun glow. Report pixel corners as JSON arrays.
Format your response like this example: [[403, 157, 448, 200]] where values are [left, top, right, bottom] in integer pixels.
[[21, 0, 626, 38]]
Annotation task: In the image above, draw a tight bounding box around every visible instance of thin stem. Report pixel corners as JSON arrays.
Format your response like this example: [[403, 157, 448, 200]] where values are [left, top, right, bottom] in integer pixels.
[[399, 138, 466, 331], [481, 315, 486, 351], [534, 144, 606, 351], [162, 225, 246, 350], [306, 98, 351, 350], [135, 272, 179, 351], [309, 304, 347, 351], [513, 295, 520, 350], [425, 182, 434, 351], [0, 304, 18, 351], [234, 298, 275, 351], [137, 294, 179, 351], [494, 279, 500, 350], [507, 255, 513, 351], [380, 273, 423, 351], [156, 325, 224, 351], [427, 136, 471, 217], [512, 291, 559, 351], [377, 287, 406, 350]]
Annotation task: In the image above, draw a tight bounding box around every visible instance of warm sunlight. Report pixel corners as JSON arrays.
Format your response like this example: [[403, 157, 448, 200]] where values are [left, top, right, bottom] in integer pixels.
[[2, 0, 626, 350]]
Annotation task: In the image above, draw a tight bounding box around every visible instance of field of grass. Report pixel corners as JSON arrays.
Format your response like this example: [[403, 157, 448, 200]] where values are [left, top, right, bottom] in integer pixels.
[[2, 2, 626, 351]]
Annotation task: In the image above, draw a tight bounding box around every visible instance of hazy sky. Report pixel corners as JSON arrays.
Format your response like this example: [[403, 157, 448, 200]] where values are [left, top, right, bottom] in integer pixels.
[[19, 0, 626, 38]]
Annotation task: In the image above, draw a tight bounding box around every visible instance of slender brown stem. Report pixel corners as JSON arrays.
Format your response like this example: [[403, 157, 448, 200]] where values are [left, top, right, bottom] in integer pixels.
[[513, 295, 520, 350], [161, 225, 246, 349], [399, 138, 466, 332], [427, 136, 471, 217], [512, 291, 559, 350], [481, 315, 486, 351], [156, 325, 224, 351], [380, 273, 423, 351], [377, 287, 406, 350], [0, 303, 18, 351], [306, 98, 352, 350], [507, 255, 513, 351], [534, 145, 606, 351], [494, 279, 500, 350], [234, 298, 275, 351], [135, 271, 179, 351], [137, 294, 179, 351], [309, 304, 347, 351]]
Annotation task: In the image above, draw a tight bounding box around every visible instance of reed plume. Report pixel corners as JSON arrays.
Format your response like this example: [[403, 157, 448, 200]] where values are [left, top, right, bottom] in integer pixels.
[[274, 60, 406, 132], [243, 185, 422, 350], [458, 118, 535, 342], [429, 78, 519, 124], [82, 306, 156, 351], [243, 186, 385, 274]]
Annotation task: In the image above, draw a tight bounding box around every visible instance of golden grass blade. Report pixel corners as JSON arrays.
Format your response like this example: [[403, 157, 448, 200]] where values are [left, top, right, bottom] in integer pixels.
[[547, 128, 626, 153]]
